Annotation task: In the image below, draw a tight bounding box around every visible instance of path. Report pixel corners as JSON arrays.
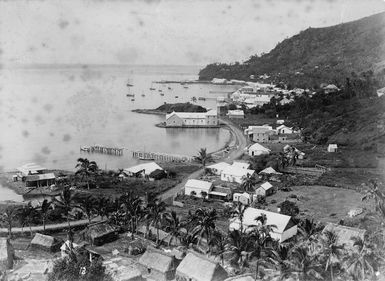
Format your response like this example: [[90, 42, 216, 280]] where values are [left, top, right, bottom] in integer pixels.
[[0, 216, 104, 236], [159, 118, 248, 201]]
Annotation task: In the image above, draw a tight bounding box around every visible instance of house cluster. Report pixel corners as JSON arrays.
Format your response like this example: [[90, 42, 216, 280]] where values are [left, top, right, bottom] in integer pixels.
[[165, 110, 218, 128], [244, 122, 301, 144]]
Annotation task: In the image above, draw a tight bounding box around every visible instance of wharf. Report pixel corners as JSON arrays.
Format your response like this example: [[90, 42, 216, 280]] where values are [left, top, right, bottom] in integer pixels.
[[132, 151, 193, 162], [81, 145, 124, 156]]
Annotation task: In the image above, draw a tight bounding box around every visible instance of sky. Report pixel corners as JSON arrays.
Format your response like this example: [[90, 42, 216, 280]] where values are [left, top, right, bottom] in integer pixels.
[[0, 0, 384, 66]]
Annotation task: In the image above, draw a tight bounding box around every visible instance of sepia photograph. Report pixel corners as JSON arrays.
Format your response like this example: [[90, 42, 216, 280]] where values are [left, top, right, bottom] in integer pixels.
[[0, 0, 384, 280]]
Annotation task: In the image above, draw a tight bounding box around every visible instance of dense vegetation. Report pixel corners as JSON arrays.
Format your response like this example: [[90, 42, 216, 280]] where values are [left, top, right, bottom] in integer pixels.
[[156, 102, 207, 113], [199, 12, 385, 89]]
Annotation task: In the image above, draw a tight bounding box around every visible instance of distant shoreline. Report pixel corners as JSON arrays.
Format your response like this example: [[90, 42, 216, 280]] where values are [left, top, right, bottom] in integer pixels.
[[132, 109, 165, 115]]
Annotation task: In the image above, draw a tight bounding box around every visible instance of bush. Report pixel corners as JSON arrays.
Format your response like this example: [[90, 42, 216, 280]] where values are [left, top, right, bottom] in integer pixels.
[[48, 251, 112, 281], [278, 200, 299, 217]]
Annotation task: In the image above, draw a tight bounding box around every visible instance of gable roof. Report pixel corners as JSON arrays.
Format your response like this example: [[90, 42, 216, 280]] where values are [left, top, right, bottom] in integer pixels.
[[86, 223, 116, 239], [176, 251, 228, 281], [185, 179, 212, 191], [259, 167, 282, 175], [139, 247, 175, 273], [221, 166, 255, 177], [124, 162, 163, 175], [323, 223, 366, 249], [248, 143, 271, 153], [230, 208, 294, 234], [166, 110, 217, 120], [277, 124, 292, 130], [232, 161, 250, 170], [17, 163, 46, 175], [260, 182, 273, 190], [26, 173, 56, 182], [207, 162, 231, 171]]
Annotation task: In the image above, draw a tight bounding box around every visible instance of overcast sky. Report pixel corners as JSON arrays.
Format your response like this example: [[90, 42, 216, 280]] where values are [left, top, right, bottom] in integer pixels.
[[0, 0, 384, 66]]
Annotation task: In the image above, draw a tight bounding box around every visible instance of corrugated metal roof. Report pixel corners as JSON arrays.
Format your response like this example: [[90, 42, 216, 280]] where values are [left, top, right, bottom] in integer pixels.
[[185, 179, 212, 191], [25, 173, 55, 181], [124, 162, 163, 175], [17, 163, 46, 175]]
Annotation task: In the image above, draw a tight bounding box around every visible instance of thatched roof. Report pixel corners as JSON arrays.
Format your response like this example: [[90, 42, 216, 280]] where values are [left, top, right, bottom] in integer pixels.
[[87, 223, 116, 239], [30, 233, 60, 252], [323, 223, 366, 249], [176, 251, 228, 281], [138, 247, 176, 273]]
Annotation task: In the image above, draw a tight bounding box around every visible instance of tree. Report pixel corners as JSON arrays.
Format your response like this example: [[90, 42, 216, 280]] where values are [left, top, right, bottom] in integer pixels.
[[298, 218, 323, 241], [225, 229, 255, 269], [230, 202, 249, 233], [190, 208, 218, 248], [278, 200, 299, 217], [0, 206, 18, 238], [268, 244, 292, 281], [241, 173, 258, 192], [209, 230, 227, 265], [120, 192, 143, 239], [17, 202, 38, 236], [38, 199, 52, 232], [147, 198, 167, 244], [287, 245, 323, 281], [75, 195, 97, 224], [194, 148, 213, 167], [345, 236, 379, 281], [320, 231, 345, 281], [75, 158, 98, 190], [53, 186, 77, 230], [94, 197, 110, 220], [164, 211, 185, 246]]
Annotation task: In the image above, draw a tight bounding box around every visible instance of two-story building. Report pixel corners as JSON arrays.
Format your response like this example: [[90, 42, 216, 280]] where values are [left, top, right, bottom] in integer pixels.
[[165, 110, 218, 127]]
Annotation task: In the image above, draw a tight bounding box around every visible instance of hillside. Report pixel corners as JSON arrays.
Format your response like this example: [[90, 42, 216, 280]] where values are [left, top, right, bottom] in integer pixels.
[[199, 12, 385, 88]]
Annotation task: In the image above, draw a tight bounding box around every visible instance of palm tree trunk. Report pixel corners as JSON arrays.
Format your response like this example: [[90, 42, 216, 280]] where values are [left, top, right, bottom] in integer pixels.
[[330, 265, 333, 281], [43, 217, 46, 232]]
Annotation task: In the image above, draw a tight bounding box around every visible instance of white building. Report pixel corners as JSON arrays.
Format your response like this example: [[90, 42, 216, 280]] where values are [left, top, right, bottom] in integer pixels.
[[248, 143, 271, 156], [212, 78, 228, 84], [184, 179, 213, 198], [206, 162, 231, 175], [233, 192, 252, 205], [229, 208, 297, 242], [165, 110, 218, 127], [124, 162, 163, 177], [221, 166, 255, 184], [327, 144, 338, 153], [255, 182, 274, 197], [227, 110, 244, 119], [276, 125, 293, 134]]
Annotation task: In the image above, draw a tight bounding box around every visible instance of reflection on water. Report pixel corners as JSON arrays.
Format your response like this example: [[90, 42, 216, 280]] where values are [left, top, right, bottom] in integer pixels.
[[0, 65, 239, 176]]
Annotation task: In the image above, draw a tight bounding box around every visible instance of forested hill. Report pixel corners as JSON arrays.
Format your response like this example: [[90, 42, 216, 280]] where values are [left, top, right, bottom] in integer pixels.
[[199, 12, 385, 88]]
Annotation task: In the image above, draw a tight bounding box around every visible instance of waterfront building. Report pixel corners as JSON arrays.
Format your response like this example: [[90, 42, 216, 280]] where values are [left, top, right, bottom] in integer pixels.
[[124, 162, 163, 178], [16, 163, 56, 187], [165, 110, 218, 127]]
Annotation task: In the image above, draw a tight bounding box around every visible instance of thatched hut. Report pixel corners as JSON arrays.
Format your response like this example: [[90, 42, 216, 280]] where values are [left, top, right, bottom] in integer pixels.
[[0, 238, 14, 271], [176, 251, 228, 281], [138, 246, 179, 281], [84, 222, 118, 246], [30, 233, 61, 252]]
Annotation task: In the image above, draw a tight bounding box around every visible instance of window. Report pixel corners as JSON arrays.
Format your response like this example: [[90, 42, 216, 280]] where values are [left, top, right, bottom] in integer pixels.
[[147, 268, 151, 274]]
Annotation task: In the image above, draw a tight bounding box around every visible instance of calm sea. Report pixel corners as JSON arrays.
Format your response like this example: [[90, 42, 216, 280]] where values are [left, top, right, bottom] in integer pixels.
[[0, 65, 240, 201]]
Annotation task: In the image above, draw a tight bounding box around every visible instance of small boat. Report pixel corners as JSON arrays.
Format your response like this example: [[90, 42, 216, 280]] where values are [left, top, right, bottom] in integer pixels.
[[139, 157, 155, 161], [126, 83, 133, 87], [168, 87, 172, 90], [175, 96, 179, 98], [131, 98, 135, 101], [149, 87, 156, 90], [126, 93, 135, 97], [198, 97, 206, 101], [158, 89, 162, 92], [160, 93, 165, 96], [183, 85, 189, 89], [141, 94, 145, 97]]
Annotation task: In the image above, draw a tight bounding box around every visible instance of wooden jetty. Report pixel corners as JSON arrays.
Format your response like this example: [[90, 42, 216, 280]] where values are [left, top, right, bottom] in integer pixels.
[[132, 151, 193, 162], [80, 145, 124, 156]]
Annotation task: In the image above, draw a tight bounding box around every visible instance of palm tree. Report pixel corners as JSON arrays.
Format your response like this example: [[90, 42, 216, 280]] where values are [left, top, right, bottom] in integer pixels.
[[268, 244, 292, 281], [120, 192, 143, 239], [230, 202, 249, 233], [320, 230, 345, 281], [1, 206, 18, 238], [194, 148, 213, 167], [53, 186, 77, 230], [287, 245, 323, 281], [38, 199, 52, 232], [225, 229, 255, 269], [75, 158, 98, 189], [164, 211, 185, 246], [209, 230, 227, 265], [147, 198, 167, 244], [241, 173, 258, 192], [75, 194, 96, 223], [190, 208, 218, 248], [298, 218, 323, 241], [17, 202, 38, 236], [95, 197, 110, 220], [345, 236, 379, 281]]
